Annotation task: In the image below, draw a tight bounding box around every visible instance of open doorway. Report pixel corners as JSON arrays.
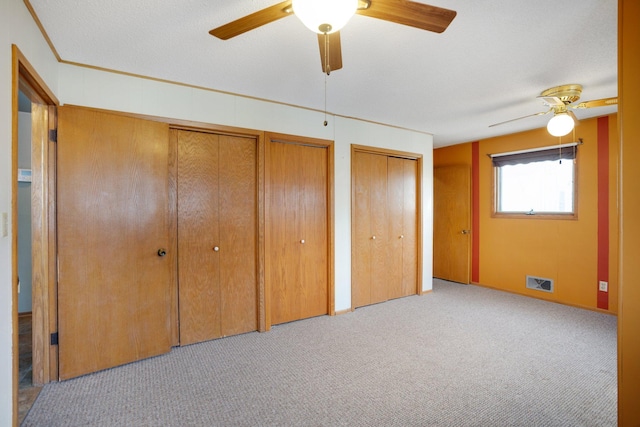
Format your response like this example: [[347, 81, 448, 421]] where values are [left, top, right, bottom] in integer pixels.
[[11, 45, 59, 425], [16, 89, 40, 423]]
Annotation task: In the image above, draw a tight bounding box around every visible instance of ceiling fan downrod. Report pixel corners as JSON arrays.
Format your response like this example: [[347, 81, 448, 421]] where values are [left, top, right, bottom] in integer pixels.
[[323, 32, 330, 126], [324, 32, 331, 75]]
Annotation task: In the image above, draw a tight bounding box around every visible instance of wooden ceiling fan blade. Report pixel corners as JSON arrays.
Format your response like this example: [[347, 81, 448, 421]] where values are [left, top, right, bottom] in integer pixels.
[[209, 1, 293, 40], [489, 109, 552, 128], [318, 32, 343, 73], [356, 0, 456, 33], [571, 97, 618, 109]]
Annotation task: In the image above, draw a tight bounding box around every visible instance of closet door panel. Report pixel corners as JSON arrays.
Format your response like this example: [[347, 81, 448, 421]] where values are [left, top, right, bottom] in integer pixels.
[[387, 157, 406, 300], [268, 141, 302, 324], [300, 144, 328, 318], [370, 154, 390, 305], [352, 151, 373, 308], [219, 135, 257, 336], [177, 131, 221, 345], [401, 158, 418, 296]]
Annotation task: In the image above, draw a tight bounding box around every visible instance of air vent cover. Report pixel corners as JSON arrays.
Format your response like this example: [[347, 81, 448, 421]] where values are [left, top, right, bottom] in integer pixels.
[[526, 275, 554, 293]]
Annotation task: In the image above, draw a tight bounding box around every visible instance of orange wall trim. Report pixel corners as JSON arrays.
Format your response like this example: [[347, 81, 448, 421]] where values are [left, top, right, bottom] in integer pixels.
[[471, 141, 480, 283], [597, 116, 609, 310]]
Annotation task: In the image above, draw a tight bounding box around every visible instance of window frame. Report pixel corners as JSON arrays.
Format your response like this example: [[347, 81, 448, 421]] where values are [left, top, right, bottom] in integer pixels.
[[491, 145, 579, 220]]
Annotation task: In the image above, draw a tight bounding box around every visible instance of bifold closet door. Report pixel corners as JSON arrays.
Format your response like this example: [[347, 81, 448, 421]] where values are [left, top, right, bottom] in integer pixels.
[[352, 151, 418, 309], [268, 140, 328, 325], [176, 130, 256, 345], [57, 106, 172, 380]]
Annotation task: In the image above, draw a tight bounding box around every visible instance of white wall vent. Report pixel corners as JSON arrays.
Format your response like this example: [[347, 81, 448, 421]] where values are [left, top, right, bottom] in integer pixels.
[[526, 275, 554, 293]]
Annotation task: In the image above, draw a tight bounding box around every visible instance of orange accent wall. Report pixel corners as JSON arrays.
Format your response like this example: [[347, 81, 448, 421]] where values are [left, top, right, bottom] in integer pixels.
[[598, 117, 610, 310], [618, 0, 640, 423], [434, 115, 618, 314], [433, 142, 471, 167]]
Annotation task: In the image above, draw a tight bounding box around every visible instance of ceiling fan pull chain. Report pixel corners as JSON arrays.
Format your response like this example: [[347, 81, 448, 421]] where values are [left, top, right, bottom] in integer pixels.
[[324, 72, 328, 126], [558, 136, 562, 164]]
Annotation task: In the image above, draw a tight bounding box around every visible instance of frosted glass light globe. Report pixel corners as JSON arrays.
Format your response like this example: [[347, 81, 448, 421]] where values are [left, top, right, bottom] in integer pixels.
[[547, 113, 575, 137], [292, 0, 358, 34]]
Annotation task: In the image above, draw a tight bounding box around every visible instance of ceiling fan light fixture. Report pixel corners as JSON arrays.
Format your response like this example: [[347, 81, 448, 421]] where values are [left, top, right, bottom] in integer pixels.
[[547, 113, 575, 137], [292, 0, 358, 34]]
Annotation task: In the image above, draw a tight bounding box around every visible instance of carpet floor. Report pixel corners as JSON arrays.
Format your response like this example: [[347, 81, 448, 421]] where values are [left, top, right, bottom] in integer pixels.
[[22, 280, 617, 426]]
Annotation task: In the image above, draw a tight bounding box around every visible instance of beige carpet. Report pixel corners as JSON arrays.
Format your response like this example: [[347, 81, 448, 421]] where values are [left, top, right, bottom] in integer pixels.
[[23, 280, 617, 426]]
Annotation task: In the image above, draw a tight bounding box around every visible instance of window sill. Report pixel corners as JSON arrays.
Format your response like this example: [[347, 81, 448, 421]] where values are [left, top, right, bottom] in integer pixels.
[[492, 212, 578, 220]]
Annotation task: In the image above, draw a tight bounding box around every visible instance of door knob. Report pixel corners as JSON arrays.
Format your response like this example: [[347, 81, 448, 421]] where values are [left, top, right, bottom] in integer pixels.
[[213, 246, 220, 252], [300, 239, 305, 244], [400, 235, 404, 239], [157, 248, 167, 257], [372, 235, 376, 240], [461, 230, 471, 234]]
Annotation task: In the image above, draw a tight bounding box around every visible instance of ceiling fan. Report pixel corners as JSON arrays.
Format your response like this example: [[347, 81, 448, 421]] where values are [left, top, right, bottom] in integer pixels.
[[490, 84, 618, 137], [209, 0, 457, 74]]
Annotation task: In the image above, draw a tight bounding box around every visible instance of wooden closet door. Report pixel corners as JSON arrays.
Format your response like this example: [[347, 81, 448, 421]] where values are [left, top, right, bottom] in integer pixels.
[[57, 106, 172, 380], [177, 131, 221, 345], [352, 152, 389, 307], [218, 135, 257, 336], [268, 141, 301, 324], [388, 157, 406, 299], [177, 131, 258, 344], [268, 141, 328, 325], [299, 144, 328, 319], [400, 159, 418, 296], [352, 151, 373, 308], [369, 154, 390, 305], [388, 157, 417, 299]]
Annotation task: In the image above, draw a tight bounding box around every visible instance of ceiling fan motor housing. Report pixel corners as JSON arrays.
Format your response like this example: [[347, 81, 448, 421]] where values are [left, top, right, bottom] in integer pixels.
[[540, 84, 583, 105]]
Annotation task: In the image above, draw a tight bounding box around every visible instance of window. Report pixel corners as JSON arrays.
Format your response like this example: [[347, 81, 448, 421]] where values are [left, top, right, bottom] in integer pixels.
[[492, 144, 577, 217]]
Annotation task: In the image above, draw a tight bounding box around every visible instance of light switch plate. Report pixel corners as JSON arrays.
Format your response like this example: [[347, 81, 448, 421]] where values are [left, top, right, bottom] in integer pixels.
[[1, 212, 7, 237], [599, 280, 608, 292]]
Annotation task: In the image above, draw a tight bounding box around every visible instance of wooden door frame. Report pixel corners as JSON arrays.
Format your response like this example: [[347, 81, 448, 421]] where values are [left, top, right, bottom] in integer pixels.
[[350, 144, 424, 310], [264, 132, 335, 330], [11, 45, 59, 424]]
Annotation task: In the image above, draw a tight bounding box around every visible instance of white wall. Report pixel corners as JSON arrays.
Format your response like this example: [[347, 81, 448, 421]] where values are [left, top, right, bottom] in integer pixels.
[[1, 0, 59, 424], [58, 64, 435, 312]]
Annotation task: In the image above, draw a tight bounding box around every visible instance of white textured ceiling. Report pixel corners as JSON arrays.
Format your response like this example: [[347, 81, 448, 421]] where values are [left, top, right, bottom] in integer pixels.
[[28, 0, 618, 147]]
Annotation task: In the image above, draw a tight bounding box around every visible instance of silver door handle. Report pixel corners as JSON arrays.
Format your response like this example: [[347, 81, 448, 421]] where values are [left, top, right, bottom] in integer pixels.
[[213, 246, 220, 252], [461, 230, 471, 234]]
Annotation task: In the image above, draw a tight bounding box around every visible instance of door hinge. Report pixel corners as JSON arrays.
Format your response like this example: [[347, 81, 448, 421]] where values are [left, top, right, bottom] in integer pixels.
[[50, 332, 59, 346], [49, 129, 57, 143]]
